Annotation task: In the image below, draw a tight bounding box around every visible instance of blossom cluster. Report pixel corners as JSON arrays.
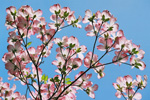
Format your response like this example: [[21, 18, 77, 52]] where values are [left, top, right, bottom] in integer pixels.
[[113, 75, 147, 100], [73, 71, 98, 98], [0, 77, 26, 100], [83, 9, 146, 70], [49, 4, 82, 29]]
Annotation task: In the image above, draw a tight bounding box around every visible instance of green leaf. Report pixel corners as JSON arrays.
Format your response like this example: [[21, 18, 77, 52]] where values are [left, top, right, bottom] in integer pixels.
[[76, 48, 81, 53], [129, 82, 132, 86], [88, 14, 95, 23], [134, 51, 139, 54], [50, 78, 54, 82], [41, 74, 45, 81], [62, 66, 66, 71], [132, 48, 136, 52], [102, 15, 109, 22], [55, 10, 61, 15], [135, 65, 139, 69], [54, 77, 60, 82], [69, 43, 75, 49], [93, 13, 95, 18], [58, 68, 62, 71], [42, 52, 46, 56], [26, 42, 32, 47], [74, 19, 78, 23], [99, 72, 103, 77], [102, 15, 105, 21], [58, 10, 61, 14], [55, 23, 60, 27], [26, 15, 30, 21], [108, 27, 113, 31], [66, 78, 70, 81], [64, 11, 69, 17], [141, 81, 143, 86], [104, 33, 109, 39], [72, 65, 78, 68], [11, 39, 17, 42], [86, 88, 90, 94], [11, 10, 17, 16], [45, 75, 48, 81], [121, 44, 125, 49], [27, 74, 32, 78], [58, 42, 63, 47], [71, 43, 75, 47], [117, 84, 120, 88], [32, 80, 36, 82], [66, 81, 71, 85], [33, 15, 36, 19], [104, 18, 109, 22], [136, 63, 142, 66], [88, 17, 93, 22], [74, 24, 77, 27], [132, 48, 139, 55], [61, 70, 66, 75], [126, 82, 129, 86]]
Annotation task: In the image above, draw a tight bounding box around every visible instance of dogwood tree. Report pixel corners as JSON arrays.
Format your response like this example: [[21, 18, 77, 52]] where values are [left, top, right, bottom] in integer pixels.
[[2, 4, 147, 100]]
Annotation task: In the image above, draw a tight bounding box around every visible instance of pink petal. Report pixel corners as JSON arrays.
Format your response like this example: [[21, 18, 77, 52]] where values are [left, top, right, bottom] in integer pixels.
[[92, 84, 98, 91], [87, 32, 95, 36], [89, 92, 95, 98], [34, 9, 42, 17], [85, 24, 93, 31], [117, 30, 124, 37], [85, 9, 92, 17], [97, 45, 105, 51], [80, 45, 87, 53], [136, 75, 142, 82], [134, 93, 142, 99], [116, 77, 124, 85], [124, 75, 132, 83], [95, 11, 102, 19], [28, 47, 36, 54], [49, 4, 61, 14], [82, 16, 89, 23], [50, 15, 57, 21], [115, 91, 122, 98]]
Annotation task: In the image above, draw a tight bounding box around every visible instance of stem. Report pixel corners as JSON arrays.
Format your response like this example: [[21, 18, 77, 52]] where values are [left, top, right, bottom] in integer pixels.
[[49, 48, 72, 99], [26, 18, 35, 45], [60, 23, 74, 29], [131, 87, 140, 99], [16, 23, 43, 99], [25, 87, 28, 100], [121, 92, 127, 100], [94, 54, 131, 68], [34, 18, 67, 99], [54, 67, 91, 100], [128, 88, 130, 100], [91, 40, 116, 67], [89, 22, 98, 67], [13, 15, 42, 99], [36, 17, 67, 66]]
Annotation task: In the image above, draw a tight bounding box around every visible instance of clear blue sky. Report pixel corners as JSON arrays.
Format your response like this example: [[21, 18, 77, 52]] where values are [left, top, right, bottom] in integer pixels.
[[0, 0, 150, 100]]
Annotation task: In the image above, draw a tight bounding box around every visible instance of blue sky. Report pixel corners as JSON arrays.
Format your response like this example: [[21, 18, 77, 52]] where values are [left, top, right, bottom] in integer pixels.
[[0, 0, 150, 100]]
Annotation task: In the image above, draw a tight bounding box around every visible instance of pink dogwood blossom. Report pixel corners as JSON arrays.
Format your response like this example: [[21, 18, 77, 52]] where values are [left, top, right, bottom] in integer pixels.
[[113, 75, 147, 100]]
